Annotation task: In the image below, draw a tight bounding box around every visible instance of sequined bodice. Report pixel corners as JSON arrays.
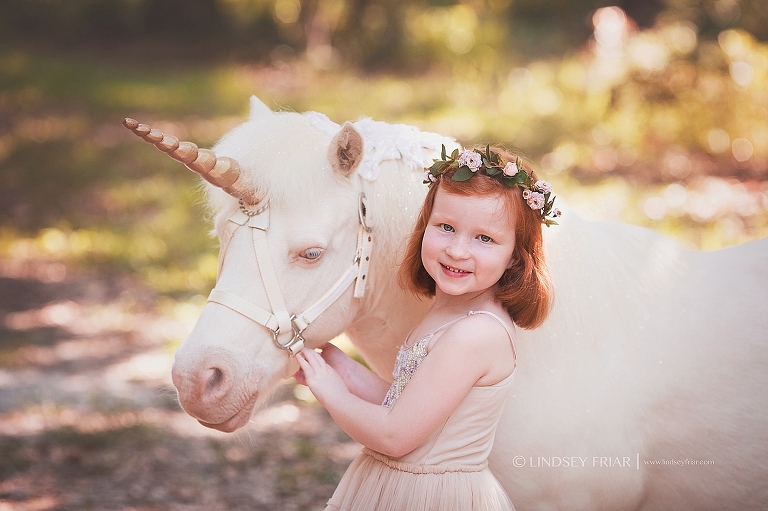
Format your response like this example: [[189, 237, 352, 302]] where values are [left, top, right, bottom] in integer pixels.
[[382, 334, 431, 408]]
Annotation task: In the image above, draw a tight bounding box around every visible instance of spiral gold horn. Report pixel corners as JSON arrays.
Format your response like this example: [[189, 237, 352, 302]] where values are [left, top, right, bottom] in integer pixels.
[[123, 118, 260, 205]]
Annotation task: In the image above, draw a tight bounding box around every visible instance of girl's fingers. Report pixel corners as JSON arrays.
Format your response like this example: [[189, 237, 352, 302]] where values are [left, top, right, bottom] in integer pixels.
[[295, 351, 313, 376], [302, 347, 324, 366]]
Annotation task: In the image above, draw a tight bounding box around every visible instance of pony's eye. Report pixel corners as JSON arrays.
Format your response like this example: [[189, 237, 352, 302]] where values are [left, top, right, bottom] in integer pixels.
[[478, 234, 492, 243], [441, 224, 454, 232], [302, 248, 324, 260]]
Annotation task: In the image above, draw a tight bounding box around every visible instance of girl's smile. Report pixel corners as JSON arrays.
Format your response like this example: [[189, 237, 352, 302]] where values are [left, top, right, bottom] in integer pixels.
[[441, 263, 471, 276]]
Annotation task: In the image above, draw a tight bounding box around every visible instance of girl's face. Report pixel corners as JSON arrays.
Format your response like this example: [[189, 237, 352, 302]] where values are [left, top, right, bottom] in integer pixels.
[[421, 187, 517, 298]]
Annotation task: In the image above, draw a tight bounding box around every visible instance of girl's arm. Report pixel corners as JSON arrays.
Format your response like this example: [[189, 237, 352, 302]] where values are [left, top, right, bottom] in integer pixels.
[[321, 344, 392, 404], [297, 343, 391, 404], [296, 315, 514, 458]]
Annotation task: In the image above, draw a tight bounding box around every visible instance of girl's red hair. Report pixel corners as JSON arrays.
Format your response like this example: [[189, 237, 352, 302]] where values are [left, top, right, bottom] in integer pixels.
[[398, 147, 554, 329]]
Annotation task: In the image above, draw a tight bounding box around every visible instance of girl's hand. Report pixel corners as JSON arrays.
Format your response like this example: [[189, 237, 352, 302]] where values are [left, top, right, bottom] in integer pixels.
[[294, 344, 344, 386], [296, 343, 390, 404], [317, 343, 353, 378], [295, 348, 349, 405]]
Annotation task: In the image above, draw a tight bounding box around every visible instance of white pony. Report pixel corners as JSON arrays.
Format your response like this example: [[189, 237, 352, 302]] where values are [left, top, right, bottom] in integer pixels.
[[124, 96, 768, 511]]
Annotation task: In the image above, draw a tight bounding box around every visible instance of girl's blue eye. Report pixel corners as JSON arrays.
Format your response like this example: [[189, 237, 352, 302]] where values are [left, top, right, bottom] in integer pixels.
[[441, 224, 454, 232], [479, 234, 492, 243]]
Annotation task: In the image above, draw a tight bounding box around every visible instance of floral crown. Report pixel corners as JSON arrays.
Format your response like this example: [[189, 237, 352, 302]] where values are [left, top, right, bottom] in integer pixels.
[[423, 145, 561, 226]]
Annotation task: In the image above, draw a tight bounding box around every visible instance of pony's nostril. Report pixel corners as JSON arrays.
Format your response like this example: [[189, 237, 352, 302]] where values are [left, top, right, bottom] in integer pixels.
[[203, 366, 230, 401], [207, 367, 223, 388]]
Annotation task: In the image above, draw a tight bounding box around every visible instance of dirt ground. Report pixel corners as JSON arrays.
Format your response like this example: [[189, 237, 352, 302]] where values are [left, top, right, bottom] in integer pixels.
[[0, 260, 359, 511]]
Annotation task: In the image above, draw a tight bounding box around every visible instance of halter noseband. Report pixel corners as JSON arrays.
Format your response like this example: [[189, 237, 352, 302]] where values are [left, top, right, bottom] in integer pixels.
[[207, 193, 373, 355]]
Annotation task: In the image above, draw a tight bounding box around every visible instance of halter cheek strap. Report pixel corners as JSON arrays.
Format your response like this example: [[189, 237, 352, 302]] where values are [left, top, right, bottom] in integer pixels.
[[207, 193, 373, 356]]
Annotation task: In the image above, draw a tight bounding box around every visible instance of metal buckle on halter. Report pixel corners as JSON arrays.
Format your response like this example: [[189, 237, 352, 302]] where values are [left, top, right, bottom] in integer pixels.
[[289, 315, 306, 350], [269, 316, 306, 355], [268, 326, 280, 346], [358, 193, 372, 233]]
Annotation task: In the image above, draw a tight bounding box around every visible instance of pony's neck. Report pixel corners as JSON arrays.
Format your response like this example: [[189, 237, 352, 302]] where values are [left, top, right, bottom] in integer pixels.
[[344, 161, 435, 378], [347, 271, 431, 380], [343, 125, 456, 378]]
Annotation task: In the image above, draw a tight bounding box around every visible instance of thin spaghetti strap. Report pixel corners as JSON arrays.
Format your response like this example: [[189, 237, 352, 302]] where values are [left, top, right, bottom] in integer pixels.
[[468, 310, 517, 360], [403, 315, 467, 348], [421, 315, 466, 341], [432, 315, 468, 335], [411, 311, 517, 360]]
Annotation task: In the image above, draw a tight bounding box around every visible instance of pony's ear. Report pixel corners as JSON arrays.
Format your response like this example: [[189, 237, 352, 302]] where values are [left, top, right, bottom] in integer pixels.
[[328, 122, 364, 177], [249, 95, 272, 120]]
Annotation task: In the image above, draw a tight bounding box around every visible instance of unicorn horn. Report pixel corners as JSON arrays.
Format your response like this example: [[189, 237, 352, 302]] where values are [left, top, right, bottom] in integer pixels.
[[123, 118, 260, 205]]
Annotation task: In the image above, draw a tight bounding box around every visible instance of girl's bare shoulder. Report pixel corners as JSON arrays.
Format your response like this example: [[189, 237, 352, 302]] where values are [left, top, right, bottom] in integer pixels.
[[434, 311, 515, 354]]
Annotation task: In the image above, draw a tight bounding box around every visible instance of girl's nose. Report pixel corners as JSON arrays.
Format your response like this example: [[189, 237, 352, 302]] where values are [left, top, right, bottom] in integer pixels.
[[445, 240, 470, 259]]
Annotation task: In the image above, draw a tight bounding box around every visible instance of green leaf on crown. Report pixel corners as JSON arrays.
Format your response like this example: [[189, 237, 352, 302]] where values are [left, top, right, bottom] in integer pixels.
[[451, 148, 459, 159], [441, 145, 447, 161], [515, 171, 529, 183], [452, 166, 474, 181]]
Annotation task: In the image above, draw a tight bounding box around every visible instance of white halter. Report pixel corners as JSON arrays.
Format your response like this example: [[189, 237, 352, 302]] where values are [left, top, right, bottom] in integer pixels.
[[206, 193, 373, 355]]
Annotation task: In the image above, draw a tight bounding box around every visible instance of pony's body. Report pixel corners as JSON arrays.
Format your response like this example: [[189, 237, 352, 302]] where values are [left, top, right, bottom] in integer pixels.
[[156, 97, 768, 510]]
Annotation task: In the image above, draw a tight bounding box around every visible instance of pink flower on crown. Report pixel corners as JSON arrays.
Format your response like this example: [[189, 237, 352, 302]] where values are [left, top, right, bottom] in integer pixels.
[[527, 192, 545, 210], [423, 170, 437, 182], [522, 189, 531, 199], [458, 150, 483, 172], [535, 180, 552, 194], [503, 161, 518, 176]]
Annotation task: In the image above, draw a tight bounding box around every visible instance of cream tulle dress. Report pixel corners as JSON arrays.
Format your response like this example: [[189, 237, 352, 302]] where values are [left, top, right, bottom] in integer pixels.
[[325, 310, 516, 511]]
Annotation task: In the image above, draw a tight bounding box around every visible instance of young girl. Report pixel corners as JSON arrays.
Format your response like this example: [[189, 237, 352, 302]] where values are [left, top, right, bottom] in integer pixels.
[[295, 146, 557, 511]]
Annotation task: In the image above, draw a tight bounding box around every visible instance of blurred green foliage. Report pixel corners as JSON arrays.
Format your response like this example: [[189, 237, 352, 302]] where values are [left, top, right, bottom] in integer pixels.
[[0, 0, 766, 299], [2, 0, 768, 66]]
